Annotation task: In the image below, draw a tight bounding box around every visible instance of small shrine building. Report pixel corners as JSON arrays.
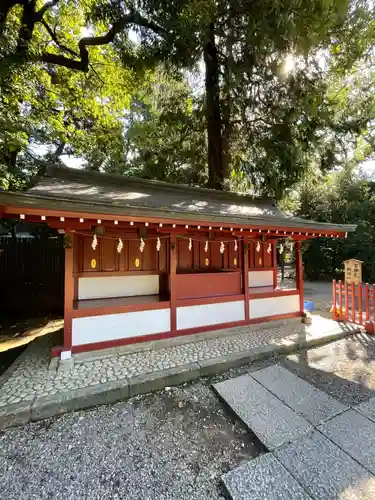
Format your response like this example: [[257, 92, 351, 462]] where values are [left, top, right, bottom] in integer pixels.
[[0, 165, 356, 357]]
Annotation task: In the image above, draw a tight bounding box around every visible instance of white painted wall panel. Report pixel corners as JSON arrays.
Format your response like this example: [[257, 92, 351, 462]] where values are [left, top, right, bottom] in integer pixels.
[[72, 308, 170, 346], [248, 270, 274, 288], [177, 301, 245, 330], [78, 275, 159, 300], [249, 294, 299, 319]]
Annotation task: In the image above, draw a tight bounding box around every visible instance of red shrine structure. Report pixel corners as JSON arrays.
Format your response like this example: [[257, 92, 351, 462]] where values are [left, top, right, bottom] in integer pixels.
[[0, 165, 356, 357]]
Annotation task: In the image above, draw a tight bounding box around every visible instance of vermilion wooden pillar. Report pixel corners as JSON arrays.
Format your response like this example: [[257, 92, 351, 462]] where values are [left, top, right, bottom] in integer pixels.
[[170, 234, 177, 331], [296, 241, 304, 314], [63, 230, 74, 352], [273, 242, 278, 289], [243, 237, 250, 321]]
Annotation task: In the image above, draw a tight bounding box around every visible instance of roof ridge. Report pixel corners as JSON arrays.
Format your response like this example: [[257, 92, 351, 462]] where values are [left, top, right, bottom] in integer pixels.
[[41, 163, 275, 205]]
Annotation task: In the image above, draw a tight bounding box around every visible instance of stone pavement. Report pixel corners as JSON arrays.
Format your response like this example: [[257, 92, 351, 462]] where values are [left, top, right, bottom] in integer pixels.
[[252, 364, 348, 426], [222, 453, 311, 500], [276, 431, 375, 500], [0, 315, 358, 428], [220, 363, 375, 499], [214, 374, 313, 450]]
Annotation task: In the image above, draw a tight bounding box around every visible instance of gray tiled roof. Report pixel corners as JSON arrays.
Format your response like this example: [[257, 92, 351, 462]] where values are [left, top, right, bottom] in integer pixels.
[[0, 165, 357, 233]]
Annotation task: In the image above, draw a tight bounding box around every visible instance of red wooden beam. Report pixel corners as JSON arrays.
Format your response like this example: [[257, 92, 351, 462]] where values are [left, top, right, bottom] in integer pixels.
[[1, 204, 346, 238], [273, 242, 277, 289], [170, 234, 177, 331], [345, 282, 349, 321], [338, 280, 343, 319], [243, 237, 250, 320], [63, 230, 74, 352], [296, 241, 304, 314], [365, 283, 370, 322]]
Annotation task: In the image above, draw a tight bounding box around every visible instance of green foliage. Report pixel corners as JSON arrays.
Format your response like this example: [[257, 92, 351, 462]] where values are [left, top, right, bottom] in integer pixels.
[[1, 0, 375, 197], [0, 0, 136, 188], [122, 70, 207, 184], [297, 165, 375, 282]]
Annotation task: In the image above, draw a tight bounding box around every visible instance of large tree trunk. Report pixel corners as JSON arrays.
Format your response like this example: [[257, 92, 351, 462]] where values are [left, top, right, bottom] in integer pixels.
[[222, 16, 234, 181], [16, 0, 37, 56], [203, 23, 224, 190]]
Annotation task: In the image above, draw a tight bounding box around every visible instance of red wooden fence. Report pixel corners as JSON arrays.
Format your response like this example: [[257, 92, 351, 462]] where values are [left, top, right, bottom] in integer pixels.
[[332, 280, 374, 326]]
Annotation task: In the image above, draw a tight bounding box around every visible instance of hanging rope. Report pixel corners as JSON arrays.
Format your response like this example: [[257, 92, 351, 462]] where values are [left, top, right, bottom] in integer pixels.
[[117, 238, 123, 254], [140, 238, 145, 253], [91, 234, 98, 250]]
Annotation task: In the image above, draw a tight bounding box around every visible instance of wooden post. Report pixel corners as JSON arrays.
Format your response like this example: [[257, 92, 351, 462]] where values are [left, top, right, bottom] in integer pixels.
[[170, 234, 177, 331], [243, 237, 250, 321], [63, 230, 74, 351], [345, 283, 349, 321], [358, 282, 363, 325], [365, 283, 370, 322], [296, 241, 304, 314], [351, 282, 355, 323], [272, 241, 277, 289], [332, 279, 337, 318], [338, 280, 343, 319]]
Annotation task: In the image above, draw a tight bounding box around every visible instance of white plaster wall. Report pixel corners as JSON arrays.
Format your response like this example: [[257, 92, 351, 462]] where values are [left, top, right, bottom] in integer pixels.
[[177, 301, 245, 330], [78, 275, 159, 300], [72, 308, 170, 346], [248, 270, 274, 288], [249, 294, 299, 319]]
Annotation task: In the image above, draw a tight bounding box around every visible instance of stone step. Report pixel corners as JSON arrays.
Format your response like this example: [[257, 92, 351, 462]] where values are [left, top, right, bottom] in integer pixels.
[[213, 374, 312, 450], [275, 431, 375, 499], [222, 453, 312, 500], [252, 364, 348, 426], [355, 396, 375, 423], [318, 409, 375, 475]]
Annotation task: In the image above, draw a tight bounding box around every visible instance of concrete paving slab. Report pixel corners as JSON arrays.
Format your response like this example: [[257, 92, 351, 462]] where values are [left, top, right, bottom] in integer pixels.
[[275, 431, 375, 500], [222, 453, 312, 500], [355, 396, 375, 423], [318, 409, 375, 474], [252, 364, 348, 425], [213, 374, 313, 450]]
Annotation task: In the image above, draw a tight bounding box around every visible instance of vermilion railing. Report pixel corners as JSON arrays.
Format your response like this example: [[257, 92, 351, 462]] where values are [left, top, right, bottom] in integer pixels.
[[332, 280, 374, 325]]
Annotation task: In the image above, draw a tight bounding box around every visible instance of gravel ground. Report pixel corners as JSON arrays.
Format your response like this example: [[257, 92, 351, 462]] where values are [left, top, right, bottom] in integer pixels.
[[0, 379, 264, 500], [282, 331, 375, 406]]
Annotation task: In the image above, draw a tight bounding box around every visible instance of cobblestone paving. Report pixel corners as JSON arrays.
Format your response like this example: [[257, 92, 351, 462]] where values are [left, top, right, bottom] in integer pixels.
[[0, 316, 346, 408]]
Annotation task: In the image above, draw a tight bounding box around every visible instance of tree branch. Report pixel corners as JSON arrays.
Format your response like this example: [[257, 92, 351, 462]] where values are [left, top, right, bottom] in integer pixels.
[[34, 0, 59, 22], [77, 11, 165, 69], [0, 0, 19, 36], [41, 19, 79, 57]]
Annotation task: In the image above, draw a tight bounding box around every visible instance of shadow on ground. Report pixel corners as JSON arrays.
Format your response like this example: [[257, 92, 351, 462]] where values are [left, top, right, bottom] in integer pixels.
[[281, 332, 375, 406]]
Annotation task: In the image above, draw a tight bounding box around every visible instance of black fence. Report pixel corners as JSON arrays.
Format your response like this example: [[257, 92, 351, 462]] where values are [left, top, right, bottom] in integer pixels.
[[0, 236, 64, 318]]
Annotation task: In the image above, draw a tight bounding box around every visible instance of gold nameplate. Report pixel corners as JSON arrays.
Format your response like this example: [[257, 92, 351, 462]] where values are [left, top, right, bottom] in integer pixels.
[[205, 258, 209, 266], [91, 259, 96, 269], [135, 258, 140, 268], [233, 258, 237, 266]]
